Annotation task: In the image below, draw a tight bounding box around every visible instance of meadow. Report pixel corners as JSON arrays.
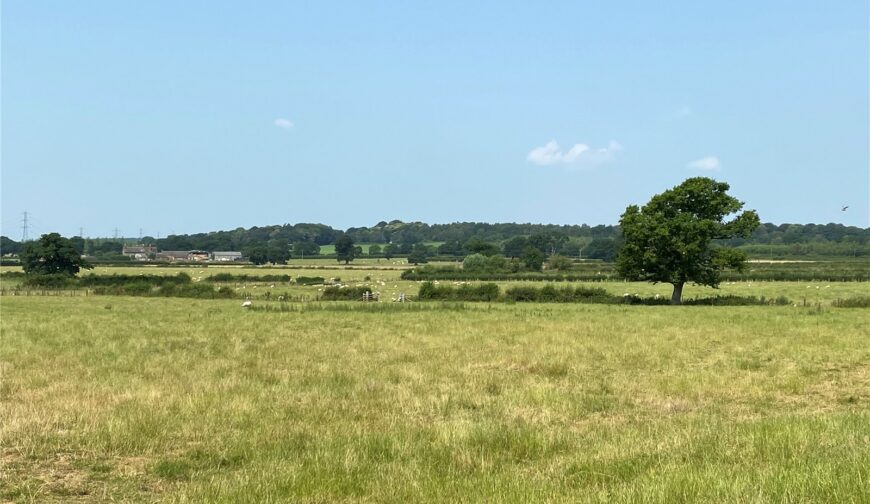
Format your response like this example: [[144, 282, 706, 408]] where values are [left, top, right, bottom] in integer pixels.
[[1, 263, 869, 502], [2, 263, 868, 306], [0, 302, 868, 501]]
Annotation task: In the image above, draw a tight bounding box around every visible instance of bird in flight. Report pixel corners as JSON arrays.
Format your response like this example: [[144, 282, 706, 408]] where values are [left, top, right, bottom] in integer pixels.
[[841, 205, 849, 211]]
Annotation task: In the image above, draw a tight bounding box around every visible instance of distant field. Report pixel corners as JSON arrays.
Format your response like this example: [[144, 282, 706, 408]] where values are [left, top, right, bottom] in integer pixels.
[[1, 297, 867, 503]]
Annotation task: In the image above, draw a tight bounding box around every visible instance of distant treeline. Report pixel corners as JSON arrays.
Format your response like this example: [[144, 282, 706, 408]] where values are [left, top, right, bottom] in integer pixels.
[[2, 220, 868, 260]]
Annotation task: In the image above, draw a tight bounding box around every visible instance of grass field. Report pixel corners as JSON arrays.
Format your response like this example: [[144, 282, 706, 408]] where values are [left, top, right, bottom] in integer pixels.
[[2, 293, 868, 502], [3, 264, 868, 306]]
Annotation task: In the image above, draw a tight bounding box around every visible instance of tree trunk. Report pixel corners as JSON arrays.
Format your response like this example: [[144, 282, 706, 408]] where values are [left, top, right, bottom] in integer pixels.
[[671, 283, 684, 305]]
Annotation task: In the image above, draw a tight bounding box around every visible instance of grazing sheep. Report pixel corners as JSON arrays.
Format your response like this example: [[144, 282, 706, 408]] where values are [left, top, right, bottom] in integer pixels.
[[241, 300, 252, 308]]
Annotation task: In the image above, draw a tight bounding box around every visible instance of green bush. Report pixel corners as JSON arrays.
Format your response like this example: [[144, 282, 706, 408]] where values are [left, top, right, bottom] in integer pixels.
[[546, 255, 574, 271], [503, 286, 538, 301], [79, 272, 191, 287], [123, 282, 154, 295], [462, 254, 489, 272], [22, 274, 75, 288], [504, 285, 609, 303], [92, 281, 234, 299], [832, 297, 870, 308], [681, 295, 791, 306], [217, 286, 237, 297], [205, 273, 291, 283], [295, 276, 326, 285], [321, 286, 373, 301], [160, 283, 228, 299], [417, 282, 500, 302]]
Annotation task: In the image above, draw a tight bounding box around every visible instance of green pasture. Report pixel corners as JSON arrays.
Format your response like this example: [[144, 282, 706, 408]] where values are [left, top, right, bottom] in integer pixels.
[[1, 297, 867, 503], [2, 263, 868, 306]]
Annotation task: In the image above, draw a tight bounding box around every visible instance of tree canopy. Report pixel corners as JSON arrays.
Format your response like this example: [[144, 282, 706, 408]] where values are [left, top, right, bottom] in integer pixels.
[[21, 233, 93, 276], [616, 177, 760, 304], [334, 235, 356, 264], [243, 241, 290, 265]]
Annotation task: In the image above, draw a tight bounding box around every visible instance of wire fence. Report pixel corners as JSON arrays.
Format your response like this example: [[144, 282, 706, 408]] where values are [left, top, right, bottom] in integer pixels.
[[0, 288, 93, 297]]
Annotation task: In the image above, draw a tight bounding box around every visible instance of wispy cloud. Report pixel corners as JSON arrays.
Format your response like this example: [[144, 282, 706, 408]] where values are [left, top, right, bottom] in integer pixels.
[[273, 118, 294, 129], [687, 156, 720, 171], [527, 140, 622, 167]]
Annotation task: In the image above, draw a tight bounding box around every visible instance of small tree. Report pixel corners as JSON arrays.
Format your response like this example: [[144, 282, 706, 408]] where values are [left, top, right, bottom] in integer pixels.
[[265, 242, 291, 265], [502, 236, 529, 258], [546, 255, 573, 271], [21, 233, 93, 276], [368, 244, 382, 256], [383, 244, 398, 259], [334, 235, 356, 264], [486, 254, 507, 271], [462, 253, 489, 272], [520, 246, 545, 271], [463, 238, 500, 257], [407, 244, 430, 265], [292, 241, 320, 258], [243, 245, 269, 265], [616, 177, 760, 304]]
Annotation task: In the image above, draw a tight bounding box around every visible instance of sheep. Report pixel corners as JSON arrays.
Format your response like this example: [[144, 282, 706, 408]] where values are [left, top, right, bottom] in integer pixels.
[[241, 300, 252, 308]]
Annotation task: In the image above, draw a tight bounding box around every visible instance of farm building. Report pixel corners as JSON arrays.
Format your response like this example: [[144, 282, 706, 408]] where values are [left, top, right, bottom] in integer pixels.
[[121, 244, 156, 261], [188, 250, 210, 261], [155, 250, 191, 261], [212, 251, 243, 262]]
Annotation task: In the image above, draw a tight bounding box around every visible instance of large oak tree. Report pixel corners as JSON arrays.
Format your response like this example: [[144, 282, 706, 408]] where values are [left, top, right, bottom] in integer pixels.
[[616, 178, 760, 304], [21, 233, 93, 276]]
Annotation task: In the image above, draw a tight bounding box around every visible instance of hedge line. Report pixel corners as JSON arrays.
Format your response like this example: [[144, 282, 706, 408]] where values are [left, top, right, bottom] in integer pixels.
[[78, 272, 193, 287], [402, 267, 868, 282], [401, 270, 615, 282], [204, 273, 293, 283], [93, 282, 236, 299], [415, 282, 791, 306], [321, 286, 374, 300]]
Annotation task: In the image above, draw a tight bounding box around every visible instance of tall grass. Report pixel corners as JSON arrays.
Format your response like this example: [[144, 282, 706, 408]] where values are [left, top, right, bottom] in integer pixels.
[[1, 297, 867, 502]]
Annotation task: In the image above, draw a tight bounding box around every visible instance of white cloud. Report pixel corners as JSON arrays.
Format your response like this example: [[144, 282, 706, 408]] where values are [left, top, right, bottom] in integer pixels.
[[273, 118, 294, 129], [687, 156, 721, 171], [527, 140, 622, 167]]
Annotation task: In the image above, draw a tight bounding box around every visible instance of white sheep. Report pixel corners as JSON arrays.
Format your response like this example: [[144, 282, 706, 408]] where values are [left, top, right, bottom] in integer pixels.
[[241, 300, 252, 308]]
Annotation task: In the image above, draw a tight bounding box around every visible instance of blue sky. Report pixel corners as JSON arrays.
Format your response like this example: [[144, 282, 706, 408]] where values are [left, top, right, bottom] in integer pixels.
[[2, 0, 868, 239]]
